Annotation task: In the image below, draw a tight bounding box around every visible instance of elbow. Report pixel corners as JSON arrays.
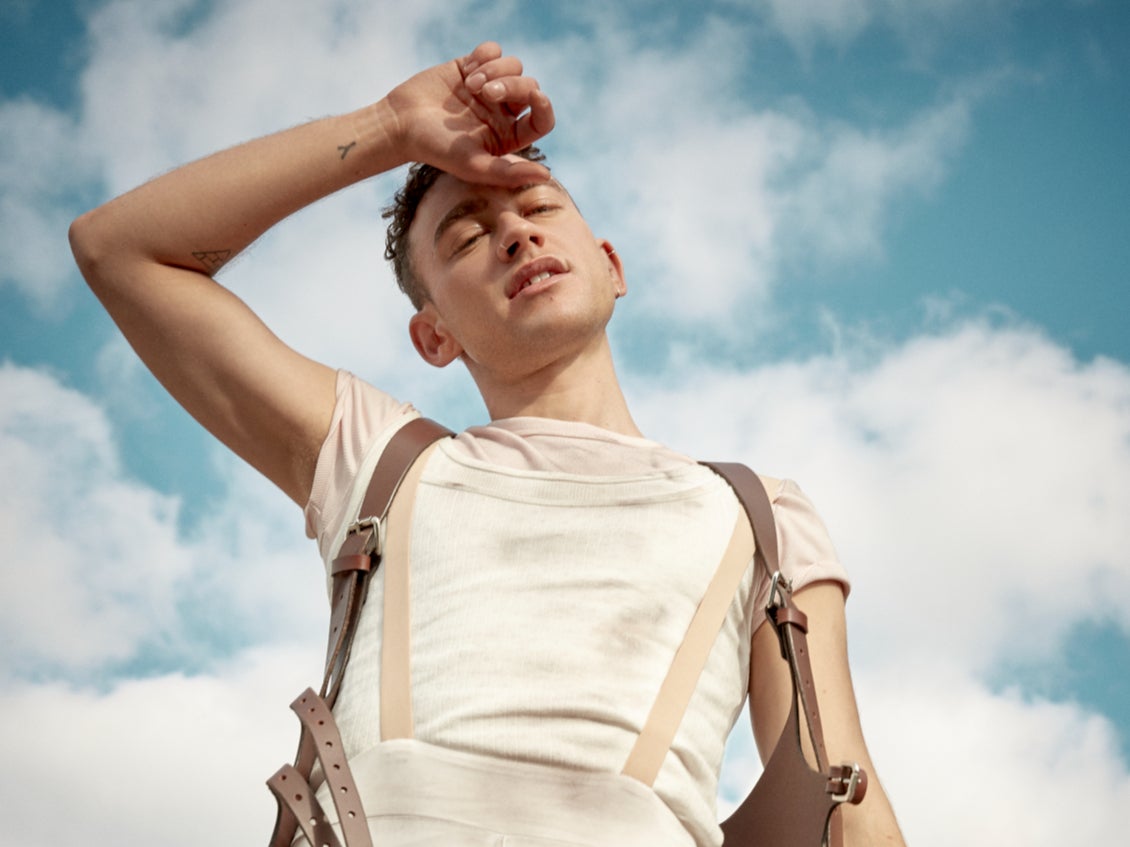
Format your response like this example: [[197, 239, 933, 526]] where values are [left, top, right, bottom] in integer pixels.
[[69, 208, 103, 285], [69, 206, 123, 294]]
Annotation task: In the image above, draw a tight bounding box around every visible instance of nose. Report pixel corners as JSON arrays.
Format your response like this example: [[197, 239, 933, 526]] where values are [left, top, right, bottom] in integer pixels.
[[496, 212, 544, 261]]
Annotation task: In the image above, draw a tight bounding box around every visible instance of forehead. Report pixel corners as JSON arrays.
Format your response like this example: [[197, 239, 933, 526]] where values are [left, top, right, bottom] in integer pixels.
[[411, 174, 573, 250]]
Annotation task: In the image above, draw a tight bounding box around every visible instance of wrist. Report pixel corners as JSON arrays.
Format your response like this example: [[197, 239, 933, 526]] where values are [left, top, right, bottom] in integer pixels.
[[349, 98, 409, 179]]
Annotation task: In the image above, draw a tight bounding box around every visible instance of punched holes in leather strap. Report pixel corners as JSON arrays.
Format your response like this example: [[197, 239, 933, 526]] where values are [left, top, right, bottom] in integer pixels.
[[267, 763, 341, 847], [290, 689, 373, 847]]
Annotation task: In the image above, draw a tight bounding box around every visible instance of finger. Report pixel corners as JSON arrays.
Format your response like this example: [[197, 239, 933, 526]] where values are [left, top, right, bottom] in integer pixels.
[[459, 41, 502, 77], [460, 151, 553, 188], [513, 90, 556, 148], [476, 74, 542, 107], [464, 55, 525, 95]]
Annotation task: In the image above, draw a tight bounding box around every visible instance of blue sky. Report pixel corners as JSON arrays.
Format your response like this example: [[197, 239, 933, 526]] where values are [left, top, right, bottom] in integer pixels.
[[2, 1, 1128, 844]]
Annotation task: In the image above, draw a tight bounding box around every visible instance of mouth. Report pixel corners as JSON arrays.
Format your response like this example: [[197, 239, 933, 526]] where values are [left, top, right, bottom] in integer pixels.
[[508, 257, 568, 300]]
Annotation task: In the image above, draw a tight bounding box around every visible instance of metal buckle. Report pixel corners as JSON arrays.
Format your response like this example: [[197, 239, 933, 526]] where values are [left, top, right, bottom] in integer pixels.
[[830, 762, 862, 803], [766, 570, 793, 613], [345, 516, 383, 557]]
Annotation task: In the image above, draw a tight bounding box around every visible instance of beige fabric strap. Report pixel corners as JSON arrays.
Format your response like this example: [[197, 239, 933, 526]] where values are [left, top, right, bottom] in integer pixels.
[[621, 509, 754, 785], [325, 417, 453, 706], [379, 439, 442, 741], [268, 420, 450, 847]]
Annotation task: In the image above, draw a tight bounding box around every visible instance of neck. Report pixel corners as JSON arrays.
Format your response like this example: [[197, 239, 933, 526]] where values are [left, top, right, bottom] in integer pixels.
[[470, 336, 642, 437]]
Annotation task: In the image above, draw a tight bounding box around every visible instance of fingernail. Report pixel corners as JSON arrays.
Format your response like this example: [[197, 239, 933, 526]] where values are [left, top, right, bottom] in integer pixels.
[[483, 80, 505, 99], [466, 72, 486, 91]]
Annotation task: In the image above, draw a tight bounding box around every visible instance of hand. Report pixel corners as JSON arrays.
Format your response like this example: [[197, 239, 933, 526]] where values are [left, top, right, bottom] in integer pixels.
[[383, 42, 556, 186]]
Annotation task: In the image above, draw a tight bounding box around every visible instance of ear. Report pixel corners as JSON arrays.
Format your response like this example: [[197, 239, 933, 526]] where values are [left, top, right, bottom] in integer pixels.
[[409, 305, 464, 368], [600, 240, 627, 299]]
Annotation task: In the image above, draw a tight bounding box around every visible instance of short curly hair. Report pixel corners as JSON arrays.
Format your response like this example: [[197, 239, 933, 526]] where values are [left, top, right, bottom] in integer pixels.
[[382, 146, 548, 310]]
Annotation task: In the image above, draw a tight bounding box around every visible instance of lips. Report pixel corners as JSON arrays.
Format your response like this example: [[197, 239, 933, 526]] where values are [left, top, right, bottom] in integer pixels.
[[508, 256, 569, 299]]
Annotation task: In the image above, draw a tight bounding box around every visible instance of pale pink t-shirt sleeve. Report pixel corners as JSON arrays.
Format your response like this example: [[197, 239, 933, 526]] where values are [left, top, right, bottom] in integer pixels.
[[303, 370, 417, 556], [761, 479, 850, 611]]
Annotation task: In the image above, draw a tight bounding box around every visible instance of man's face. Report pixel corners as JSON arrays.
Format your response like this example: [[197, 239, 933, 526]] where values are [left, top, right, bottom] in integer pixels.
[[406, 174, 626, 382]]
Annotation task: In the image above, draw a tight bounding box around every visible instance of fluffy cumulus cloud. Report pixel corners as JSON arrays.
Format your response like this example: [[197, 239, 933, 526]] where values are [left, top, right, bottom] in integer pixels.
[[671, 318, 1130, 845], [12, 315, 1128, 846], [7, 318, 1128, 844], [856, 667, 1130, 844], [0, 0, 467, 330], [0, 646, 321, 847], [0, 362, 328, 683], [631, 318, 1130, 673], [0, 98, 98, 311], [2, 1, 1127, 844], [76, 0, 459, 194], [723, 665, 1130, 842], [752, 0, 1020, 51], [521, 18, 973, 328], [0, 360, 329, 844], [0, 0, 975, 342], [0, 363, 189, 674]]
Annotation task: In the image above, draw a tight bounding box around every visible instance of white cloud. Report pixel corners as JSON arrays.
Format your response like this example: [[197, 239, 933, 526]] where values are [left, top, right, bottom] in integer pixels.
[[695, 319, 1130, 845], [77, 0, 470, 195], [3, 2, 1125, 844], [0, 99, 97, 311], [0, 363, 190, 672], [0, 645, 321, 847], [0, 360, 328, 679], [719, 667, 1130, 845], [0, 362, 329, 842], [850, 667, 1130, 845], [754, 0, 873, 47], [751, 0, 1020, 52], [630, 317, 1130, 677], [778, 98, 970, 267], [2, 0, 976, 339], [523, 21, 972, 327], [6, 317, 1128, 843]]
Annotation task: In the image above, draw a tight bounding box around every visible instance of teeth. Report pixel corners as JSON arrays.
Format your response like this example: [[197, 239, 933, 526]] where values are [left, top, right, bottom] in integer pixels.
[[515, 270, 555, 296]]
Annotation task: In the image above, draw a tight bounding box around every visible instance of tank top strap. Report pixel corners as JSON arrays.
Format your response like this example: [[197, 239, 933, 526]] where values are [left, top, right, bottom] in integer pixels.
[[621, 507, 755, 786], [378, 451, 759, 787], [379, 440, 442, 740]]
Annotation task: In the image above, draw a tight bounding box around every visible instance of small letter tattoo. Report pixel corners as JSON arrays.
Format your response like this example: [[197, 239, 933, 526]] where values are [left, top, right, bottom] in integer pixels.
[[193, 249, 233, 271], [337, 141, 357, 160]]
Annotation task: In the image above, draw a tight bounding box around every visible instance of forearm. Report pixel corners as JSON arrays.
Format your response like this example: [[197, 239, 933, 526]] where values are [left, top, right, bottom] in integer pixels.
[[71, 99, 402, 283], [751, 583, 907, 847], [842, 779, 906, 846]]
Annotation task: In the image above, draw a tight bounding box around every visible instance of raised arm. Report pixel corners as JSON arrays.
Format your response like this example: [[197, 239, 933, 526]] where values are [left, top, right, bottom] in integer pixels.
[[69, 42, 554, 506], [749, 582, 907, 846]]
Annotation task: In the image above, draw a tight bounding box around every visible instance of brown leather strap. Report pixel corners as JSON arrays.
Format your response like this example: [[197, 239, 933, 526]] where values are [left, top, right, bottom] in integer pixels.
[[268, 762, 340, 847], [701, 463, 778, 582], [705, 462, 835, 759], [621, 510, 754, 785], [705, 462, 868, 847], [323, 417, 452, 705], [267, 417, 451, 847], [265, 689, 373, 847]]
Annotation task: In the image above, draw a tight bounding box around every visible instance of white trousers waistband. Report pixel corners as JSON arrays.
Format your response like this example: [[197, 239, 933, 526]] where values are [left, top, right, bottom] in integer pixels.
[[299, 739, 695, 847]]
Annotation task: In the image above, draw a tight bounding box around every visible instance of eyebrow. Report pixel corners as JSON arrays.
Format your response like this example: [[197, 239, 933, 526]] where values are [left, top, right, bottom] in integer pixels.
[[433, 197, 489, 247], [432, 182, 568, 247]]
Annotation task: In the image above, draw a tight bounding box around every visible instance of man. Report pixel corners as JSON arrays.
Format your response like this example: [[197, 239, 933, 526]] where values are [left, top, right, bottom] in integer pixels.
[[70, 42, 905, 846]]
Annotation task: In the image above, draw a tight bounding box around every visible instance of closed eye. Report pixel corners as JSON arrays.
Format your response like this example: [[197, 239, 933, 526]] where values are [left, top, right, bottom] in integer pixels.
[[453, 226, 488, 253], [524, 202, 559, 217]]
